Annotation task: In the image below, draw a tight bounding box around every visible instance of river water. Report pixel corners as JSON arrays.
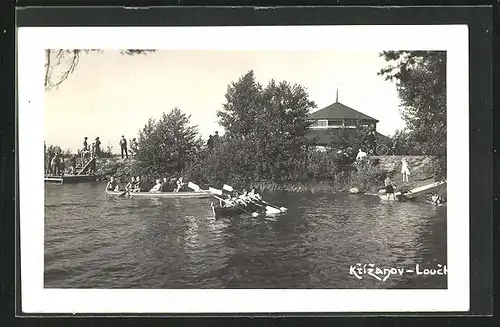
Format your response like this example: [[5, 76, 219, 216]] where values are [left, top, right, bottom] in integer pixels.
[[44, 183, 447, 289]]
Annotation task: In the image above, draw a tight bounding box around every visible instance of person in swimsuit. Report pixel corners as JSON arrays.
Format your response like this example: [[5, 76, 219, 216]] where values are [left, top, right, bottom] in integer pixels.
[[149, 179, 162, 193], [125, 177, 136, 191], [384, 175, 396, 202], [106, 176, 117, 191], [356, 149, 367, 161], [401, 157, 411, 182]]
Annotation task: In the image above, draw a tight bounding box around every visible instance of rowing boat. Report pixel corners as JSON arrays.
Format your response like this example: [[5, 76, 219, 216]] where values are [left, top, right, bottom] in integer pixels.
[[210, 200, 282, 219], [210, 202, 251, 218], [379, 181, 446, 202], [105, 190, 213, 199]]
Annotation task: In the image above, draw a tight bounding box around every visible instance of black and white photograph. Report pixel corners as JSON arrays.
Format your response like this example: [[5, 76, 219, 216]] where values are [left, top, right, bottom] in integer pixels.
[[18, 24, 469, 313]]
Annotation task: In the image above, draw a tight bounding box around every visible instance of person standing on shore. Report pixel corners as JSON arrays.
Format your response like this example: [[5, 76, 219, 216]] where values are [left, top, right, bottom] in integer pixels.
[[94, 137, 101, 157], [384, 175, 396, 202], [83, 137, 88, 151], [207, 134, 214, 150], [50, 153, 59, 176], [120, 135, 128, 159], [70, 154, 77, 175], [213, 131, 220, 146], [401, 157, 410, 182]]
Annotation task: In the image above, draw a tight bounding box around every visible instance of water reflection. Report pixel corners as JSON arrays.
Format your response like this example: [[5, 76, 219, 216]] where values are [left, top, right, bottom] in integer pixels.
[[44, 183, 447, 289]]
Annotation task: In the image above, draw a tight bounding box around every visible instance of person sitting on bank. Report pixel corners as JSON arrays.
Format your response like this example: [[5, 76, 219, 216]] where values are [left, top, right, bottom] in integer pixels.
[[384, 175, 396, 202], [125, 177, 136, 191], [149, 179, 162, 193], [356, 149, 367, 161], [106, 176, 118, 191]]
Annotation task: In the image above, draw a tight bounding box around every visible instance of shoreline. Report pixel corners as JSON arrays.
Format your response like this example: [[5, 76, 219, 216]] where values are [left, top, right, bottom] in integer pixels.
[[91, 155, 445, 202]]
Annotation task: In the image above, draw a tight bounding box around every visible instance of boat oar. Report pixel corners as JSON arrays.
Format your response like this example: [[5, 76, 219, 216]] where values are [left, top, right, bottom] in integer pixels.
[[188, 182, 202, 192], [223, 184, 234, 192], [257, 198, 287, 213], [118, 190, 130, 197], [211, 194, 251, 214]]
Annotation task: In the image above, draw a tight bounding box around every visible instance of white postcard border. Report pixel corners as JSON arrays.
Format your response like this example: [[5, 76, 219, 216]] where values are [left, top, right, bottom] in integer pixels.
[[17, 25, 469, 313]]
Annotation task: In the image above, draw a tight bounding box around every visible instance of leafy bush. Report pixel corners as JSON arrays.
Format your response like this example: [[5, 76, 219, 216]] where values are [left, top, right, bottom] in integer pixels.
[[134, 107, 203, 177], [98, 145, 115, 158], [346, 162, 387, 193]]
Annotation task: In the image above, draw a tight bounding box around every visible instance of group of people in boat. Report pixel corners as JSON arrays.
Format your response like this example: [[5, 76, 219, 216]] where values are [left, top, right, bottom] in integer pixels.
[[217, 188, 263, 208], [106, 176, 187, 193]]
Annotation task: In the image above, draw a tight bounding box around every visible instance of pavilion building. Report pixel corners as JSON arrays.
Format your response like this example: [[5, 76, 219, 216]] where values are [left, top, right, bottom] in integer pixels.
[[306, 91, 388, 151]]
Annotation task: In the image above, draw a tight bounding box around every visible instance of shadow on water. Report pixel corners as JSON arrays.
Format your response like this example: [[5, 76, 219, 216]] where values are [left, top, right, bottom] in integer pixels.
[[44, 184, 447, 289]]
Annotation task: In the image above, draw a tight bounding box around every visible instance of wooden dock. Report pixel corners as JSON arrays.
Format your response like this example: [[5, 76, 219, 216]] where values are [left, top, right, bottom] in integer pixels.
[[44, 174, 97, 184]]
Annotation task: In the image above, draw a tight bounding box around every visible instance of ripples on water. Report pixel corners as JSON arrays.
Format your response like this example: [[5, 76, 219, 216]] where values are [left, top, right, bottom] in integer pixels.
[[44, 183, 447, 289]]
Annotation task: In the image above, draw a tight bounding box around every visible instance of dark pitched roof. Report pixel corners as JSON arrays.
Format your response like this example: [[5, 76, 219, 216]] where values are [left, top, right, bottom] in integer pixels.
[[308, 101, 379, 122], [307, 128, 390, 146]]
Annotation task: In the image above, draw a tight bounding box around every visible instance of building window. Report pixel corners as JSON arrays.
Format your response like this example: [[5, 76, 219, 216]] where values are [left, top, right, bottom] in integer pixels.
[[344, 119, 358, 127], [317, 120, 328, 127], [328, 119, 343, 127]]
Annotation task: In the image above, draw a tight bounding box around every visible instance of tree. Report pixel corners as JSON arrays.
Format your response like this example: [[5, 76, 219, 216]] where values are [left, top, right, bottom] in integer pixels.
[[378, 51, 446, 155], [378, 51, 446, 178], [44, 49, 155, 91], [134, 108, 203, 177], [208, 71, 317, 183], [217, 70, 263, 138]]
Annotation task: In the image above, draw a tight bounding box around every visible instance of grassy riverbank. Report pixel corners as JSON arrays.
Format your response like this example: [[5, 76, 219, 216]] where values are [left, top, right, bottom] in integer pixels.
[[95, 155, 445, 199]]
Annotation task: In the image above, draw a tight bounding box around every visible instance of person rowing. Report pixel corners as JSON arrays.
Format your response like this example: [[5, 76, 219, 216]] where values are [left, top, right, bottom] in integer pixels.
[[125, 177, 136, 192], [106, 176, 119, 191], [248, 188, 264, 204], [235, 189, 250, 205], [149, 179, 162, 193], [132, 176, 143, 192], [174, 177, 185, 193]]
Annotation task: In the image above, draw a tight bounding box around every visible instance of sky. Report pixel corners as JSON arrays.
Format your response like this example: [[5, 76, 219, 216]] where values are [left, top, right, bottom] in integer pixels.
[[44, 50, 405, 152]]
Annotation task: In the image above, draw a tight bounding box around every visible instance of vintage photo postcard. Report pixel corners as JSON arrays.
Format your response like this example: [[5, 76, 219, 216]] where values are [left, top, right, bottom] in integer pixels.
[[17, 24, 469, 314]]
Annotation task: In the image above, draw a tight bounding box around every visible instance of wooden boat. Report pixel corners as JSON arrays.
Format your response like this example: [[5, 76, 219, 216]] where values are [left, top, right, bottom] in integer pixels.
[[105, 189, 213, 199], [379, 181, 446, 202], [210, 201, 282, 219], [44, 174, 97, 184], [210, 202, 252, 218]]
